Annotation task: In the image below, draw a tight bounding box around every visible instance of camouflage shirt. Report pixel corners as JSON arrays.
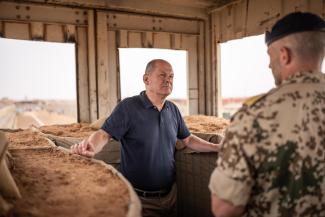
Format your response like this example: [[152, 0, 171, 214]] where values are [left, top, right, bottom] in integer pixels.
[[209, 71, 325, 217]]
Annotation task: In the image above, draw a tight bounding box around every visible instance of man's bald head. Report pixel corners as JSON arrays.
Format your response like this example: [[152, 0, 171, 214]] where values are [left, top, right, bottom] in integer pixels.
[[145, 59, 171, 74]]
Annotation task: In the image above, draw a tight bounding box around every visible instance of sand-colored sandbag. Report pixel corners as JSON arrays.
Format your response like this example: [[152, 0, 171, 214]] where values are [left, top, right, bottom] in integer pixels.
[[8, 145, 141, 217], [0, 132, 21, 216], [0, 132, 7, 160], [0, 157, 21, 200], [0, 195, 13, 215]]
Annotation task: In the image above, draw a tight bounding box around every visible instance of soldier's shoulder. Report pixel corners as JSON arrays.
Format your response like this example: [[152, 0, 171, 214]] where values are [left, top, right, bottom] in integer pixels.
[[243, 93, 268, 107]]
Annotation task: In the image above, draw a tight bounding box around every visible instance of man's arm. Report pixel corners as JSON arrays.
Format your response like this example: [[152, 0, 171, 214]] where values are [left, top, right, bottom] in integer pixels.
[[182, 134, 220, 152], [211, 194, 245, 217], [70, 129, 111, 158]]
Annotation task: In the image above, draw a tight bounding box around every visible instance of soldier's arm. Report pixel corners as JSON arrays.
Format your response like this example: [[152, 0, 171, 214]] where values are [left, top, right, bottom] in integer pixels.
[[211, 194, 245, 217]]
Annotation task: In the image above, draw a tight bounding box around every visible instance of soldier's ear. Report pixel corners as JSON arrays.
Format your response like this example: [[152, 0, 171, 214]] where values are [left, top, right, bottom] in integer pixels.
[[279, 46, 291, 65]]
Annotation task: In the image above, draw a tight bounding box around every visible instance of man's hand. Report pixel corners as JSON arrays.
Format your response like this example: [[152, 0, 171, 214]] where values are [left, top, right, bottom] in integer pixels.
[[182, 134, 221, 152], [70, 129, 111, 158], [70, 138, 95, 158]]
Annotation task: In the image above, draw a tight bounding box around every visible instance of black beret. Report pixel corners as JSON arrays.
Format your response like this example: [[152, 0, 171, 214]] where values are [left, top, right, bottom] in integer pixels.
[[265, 12, 325, 45]]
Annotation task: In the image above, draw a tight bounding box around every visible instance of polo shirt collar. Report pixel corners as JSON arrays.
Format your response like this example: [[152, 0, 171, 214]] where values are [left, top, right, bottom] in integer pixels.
[[139, 91, 170, 110], [140, 91, 154, 109]]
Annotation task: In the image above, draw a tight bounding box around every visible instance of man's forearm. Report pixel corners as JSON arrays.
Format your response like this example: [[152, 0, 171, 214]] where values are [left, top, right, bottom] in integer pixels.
[[88, 129, 110, 154], [183, 135, 219, 152]]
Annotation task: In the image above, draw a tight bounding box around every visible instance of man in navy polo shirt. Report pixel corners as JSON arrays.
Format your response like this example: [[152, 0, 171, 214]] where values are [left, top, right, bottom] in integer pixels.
[[71, 59, 220, 217]]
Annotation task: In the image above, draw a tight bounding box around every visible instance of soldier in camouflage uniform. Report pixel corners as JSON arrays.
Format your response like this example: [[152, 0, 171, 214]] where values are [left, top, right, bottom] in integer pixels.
[[209, 12, 325, 217]]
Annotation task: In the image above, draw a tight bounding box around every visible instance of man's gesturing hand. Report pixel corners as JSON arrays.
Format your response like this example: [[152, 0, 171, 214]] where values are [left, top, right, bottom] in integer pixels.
[[70, 138, 95, 158]]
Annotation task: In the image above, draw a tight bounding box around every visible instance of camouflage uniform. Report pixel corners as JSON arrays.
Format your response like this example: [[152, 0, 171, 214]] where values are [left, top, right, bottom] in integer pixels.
[[209, 71, 325, 217]]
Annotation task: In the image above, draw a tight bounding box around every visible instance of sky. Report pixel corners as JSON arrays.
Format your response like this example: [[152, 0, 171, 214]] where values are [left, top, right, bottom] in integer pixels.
[[221, 35, 275, 98], [0, 38, 76, 100], [0, 36, 324, 101]]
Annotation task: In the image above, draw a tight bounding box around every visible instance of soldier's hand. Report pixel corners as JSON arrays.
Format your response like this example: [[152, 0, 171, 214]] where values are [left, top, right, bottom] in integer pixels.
[[70, 138, 95, 158]]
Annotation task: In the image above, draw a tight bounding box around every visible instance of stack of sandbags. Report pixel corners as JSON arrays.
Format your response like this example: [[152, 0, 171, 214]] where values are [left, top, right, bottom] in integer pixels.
[[0, 132, 21, 215], [3, 129, 141, 217], [37, 123, 121, 168]]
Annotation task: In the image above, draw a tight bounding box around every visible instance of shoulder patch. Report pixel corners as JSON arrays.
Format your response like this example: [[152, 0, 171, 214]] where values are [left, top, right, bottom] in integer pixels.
[[243, 93, 267, 107]]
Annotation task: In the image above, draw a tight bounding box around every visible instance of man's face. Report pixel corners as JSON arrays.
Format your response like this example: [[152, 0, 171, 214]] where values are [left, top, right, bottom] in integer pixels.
[[145, 61, 174, 97], [267, 45, 282, 86]]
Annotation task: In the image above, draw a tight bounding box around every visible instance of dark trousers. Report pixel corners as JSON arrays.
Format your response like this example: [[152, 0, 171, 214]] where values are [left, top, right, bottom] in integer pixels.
[[140, 184, 177, 217]]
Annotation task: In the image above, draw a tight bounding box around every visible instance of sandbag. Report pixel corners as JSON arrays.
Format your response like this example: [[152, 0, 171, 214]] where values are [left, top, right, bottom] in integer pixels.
[[0, 132, 21, 216]]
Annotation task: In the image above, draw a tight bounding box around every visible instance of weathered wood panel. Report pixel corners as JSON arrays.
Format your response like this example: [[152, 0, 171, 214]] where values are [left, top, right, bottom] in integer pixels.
[[153, 32, 171, 49], [182, 34, 198, 114], [107, 30, 118, 114], [0, 1, 87, 26], [0, 21, 3, 37], [87, 10, 98, 122], [198, 21, 205, 114], [211, 0, 324, 43], [96, 12, 110, 118], [65, 24, 76, 42], [4, 22, 29, 40], [76, 26, 90, 123], [118, 29, 128, 48], [142, 31, 154, 48], [106, 12, 201, 34], [45, 24, 64, 42], [128, 31, 142, 48], [171, 33, 181, 50], [30, 22, 44, 40]]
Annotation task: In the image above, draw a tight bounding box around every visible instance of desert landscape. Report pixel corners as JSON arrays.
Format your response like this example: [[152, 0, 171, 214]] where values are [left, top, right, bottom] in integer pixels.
[[0, 99, 77, 129]]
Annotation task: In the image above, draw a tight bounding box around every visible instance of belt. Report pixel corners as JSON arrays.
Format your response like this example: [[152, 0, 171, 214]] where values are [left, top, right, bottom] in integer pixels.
[[134, 186, 171, 198]]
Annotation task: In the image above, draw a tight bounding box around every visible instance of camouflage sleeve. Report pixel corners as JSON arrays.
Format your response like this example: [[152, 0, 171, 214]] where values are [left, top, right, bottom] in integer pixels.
[[209, 108, 257, 206]]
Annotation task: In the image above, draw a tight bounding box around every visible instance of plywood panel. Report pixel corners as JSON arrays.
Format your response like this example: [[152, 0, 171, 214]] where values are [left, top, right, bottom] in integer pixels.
[[30, 22, 44, 40], [45, 24, 64, 42], [128, 31, 142, 48], [153, 32, 171, 49], [107, 30, 118, 112], [4, 22, 29, 40], [96, 12, 110, 118], [76, 26, 90, 123], [87, 9, 98, 122]]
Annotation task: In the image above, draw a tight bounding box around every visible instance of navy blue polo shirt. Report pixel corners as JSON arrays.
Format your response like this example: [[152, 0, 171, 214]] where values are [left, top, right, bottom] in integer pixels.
[[101, 91, 190, 191]]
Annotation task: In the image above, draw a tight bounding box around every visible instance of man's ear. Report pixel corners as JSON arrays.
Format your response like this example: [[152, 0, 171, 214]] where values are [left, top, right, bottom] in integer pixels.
[[279, 46, 291, 65], [143, 74, 149, 85]]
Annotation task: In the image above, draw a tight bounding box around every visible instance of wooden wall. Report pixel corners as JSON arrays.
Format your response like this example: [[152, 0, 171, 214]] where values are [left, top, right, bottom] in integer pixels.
[[0, 1, 209, 122]]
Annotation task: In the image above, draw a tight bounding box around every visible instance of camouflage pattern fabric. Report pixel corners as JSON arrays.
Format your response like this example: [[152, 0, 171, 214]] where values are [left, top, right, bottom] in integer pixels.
[[209, 71, 325, 217]]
